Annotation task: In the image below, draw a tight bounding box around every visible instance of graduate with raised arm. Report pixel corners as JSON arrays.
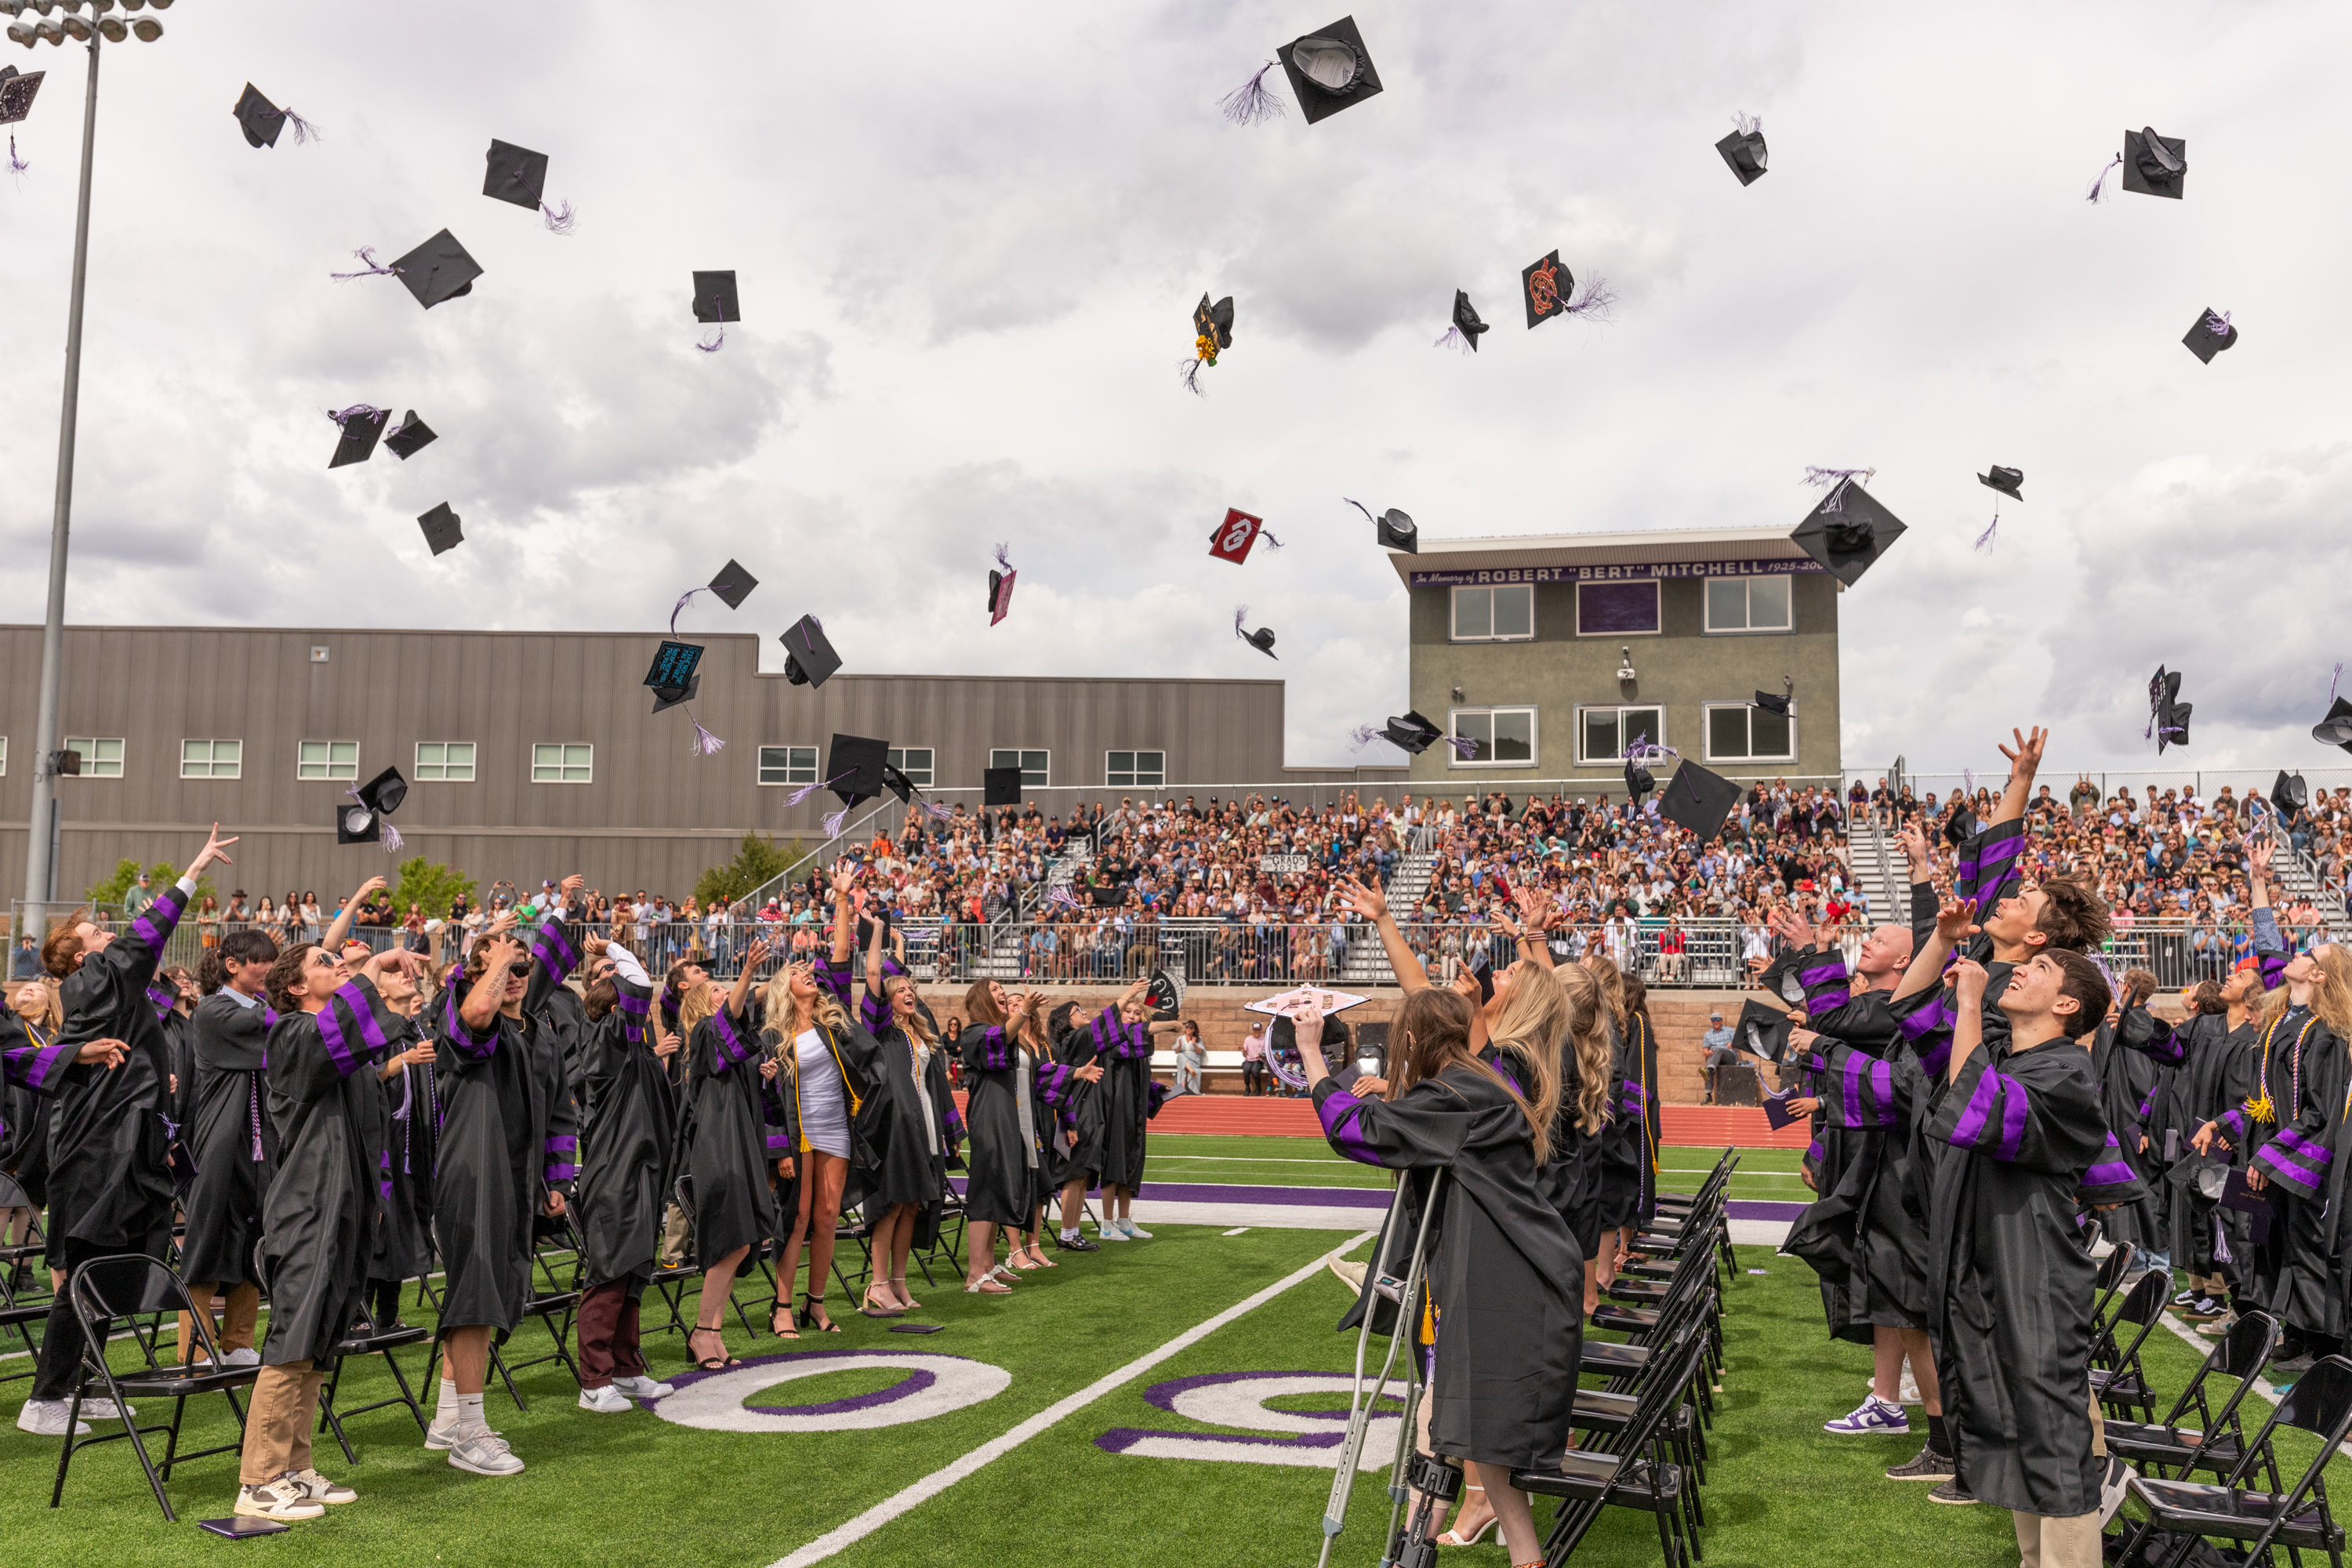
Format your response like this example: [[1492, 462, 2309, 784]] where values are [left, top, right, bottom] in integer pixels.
[[426, 873, 585, 1476], [1094, 975, 1183, 1241], [177, 927, 281, 1369], [17, 824, 236, 1439], [1038, 998, 1108, 1254], [1927, 935, 2122, 1564], [858, 918, 962, 1308], [367, 960, 440, 1334], [956, 978, 1050, 1293], [229, 939, 422, 1521], [683, 935, 780, 1357]]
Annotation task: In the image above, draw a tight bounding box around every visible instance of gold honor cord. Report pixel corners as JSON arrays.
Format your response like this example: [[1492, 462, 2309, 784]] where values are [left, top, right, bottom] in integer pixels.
[[1194, 333, 1219, 366], [2249, 1012, 2321, 1127]]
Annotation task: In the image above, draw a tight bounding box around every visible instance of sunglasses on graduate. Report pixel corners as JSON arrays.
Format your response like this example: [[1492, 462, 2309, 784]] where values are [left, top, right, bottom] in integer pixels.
[[507, 960, 532, 977]]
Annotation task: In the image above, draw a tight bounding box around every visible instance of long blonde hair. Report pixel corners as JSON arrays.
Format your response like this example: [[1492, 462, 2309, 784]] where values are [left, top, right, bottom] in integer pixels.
[[887, 973, 937, 1049], [1485, 965, 1566, 1166], [759, 962, 851, 1058], [1555, 964, 1616, 1136], [1584, 953, 1629, 1039], [2263, 943, 2352, 1041], [678, 978, 720, 1039]]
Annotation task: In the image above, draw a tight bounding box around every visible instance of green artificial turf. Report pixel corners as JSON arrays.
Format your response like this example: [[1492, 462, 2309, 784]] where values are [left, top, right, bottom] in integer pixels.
[[1149, 1134, 1811, 1204]]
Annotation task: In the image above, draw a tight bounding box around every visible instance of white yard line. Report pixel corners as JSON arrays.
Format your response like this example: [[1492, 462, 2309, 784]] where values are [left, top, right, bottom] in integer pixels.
[[766, 1229, 1377, 1568], [1223, 1226, 1251, 1236]]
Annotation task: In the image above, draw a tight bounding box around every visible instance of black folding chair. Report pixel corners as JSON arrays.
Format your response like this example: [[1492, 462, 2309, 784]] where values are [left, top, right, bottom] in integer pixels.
[[2116, 1352, 2352, 1568], [1519, 1326, 1708, 1567], [830, 1205, 877, 1303], [2105, 1311, 2282, 1488], [913, 1193, 967, 1281], [50, 1254, 259, 1522], [497, 1221, 586, 1397], [314, 1312, 433, 1464], [2090, 1269, 2174, 1422], [2091, 1240, 2140, 1341]]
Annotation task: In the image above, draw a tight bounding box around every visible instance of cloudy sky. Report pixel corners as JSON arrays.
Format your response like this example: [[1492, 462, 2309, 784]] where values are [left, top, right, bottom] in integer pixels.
[[3, 0, 2347, 787]]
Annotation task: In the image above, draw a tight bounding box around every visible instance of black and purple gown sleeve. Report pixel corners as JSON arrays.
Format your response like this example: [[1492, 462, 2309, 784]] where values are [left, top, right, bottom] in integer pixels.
[[1312, 1076, 1472, 1171]]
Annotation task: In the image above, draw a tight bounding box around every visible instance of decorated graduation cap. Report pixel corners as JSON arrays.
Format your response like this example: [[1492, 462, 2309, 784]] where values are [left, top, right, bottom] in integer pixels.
[[1437, 289, 1489, 354], [1736, 997, 1793, 1063], [1521, 249, 1613, 330], [1344, 497, 1417, 554], [982, 765, 1024, 808], [383, 410, 437, 461], [1208, 507, 1279, 564], [1974, 464, 2022, 552], [1145, 967, 1185, 1022], [1753, 677, 1794, 718], [780, 614, 841, 688], [988, 543, 1017, 625], [337, 766, 407, 851], [231, 82, 318, 149], [2272, 770, 2310, 822], [325, 405, 390, 469], [2091, 126, 2187, 202], [693, 270, 739, 352], [416, 503, 463, 556], [1234, 606, 1277, 659], [2183, 308, 2236, 364], [1715, 112, 1767, 185], [1182, 294, 1235, 395], [0, 67, 45, 128], [482, 138, 574, 234], [2146, 666, 2191, 754], [1275, 16, 1383, 125], [1790, 468, 1906, 586], [644, 640, 704, 706], [1657, 760, 1741, 841]]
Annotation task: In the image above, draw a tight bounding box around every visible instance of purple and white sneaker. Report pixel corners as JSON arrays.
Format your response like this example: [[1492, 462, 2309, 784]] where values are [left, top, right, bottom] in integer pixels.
[[1824, 1396, 1909, 1436]]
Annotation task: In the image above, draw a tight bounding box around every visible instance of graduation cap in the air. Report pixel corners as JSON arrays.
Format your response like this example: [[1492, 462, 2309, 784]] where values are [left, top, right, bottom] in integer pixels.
[[644, 640, 705, 707], [1235, 607, 1277, 659], [1363, 710, 1444, 755], [649, 672, 700, 715], [1275, 16, 1383, 125], [1182, 294, 1235, 394], [483, 138, 575, 233], [382, 410, 437, 461], [2147, 666, 2191, 753], [1944, 808, 1978, 848], [1972, 465, 2023, 553], [982, 765, 1024, 808], [693, 270, 739, 351], [1715, 112, 1768, 185], [1523, 250, 1573, 328], [1208, 508, 1277, 565], [670, 559, 758, 633], [1344, 497, 1417, 554], [0, 67, 46, 128], [417, 503, 463, 557], [2272, 771, 2310, 822], [325, 405, 390, 469], [817, 734, 887, 831], [230, 82, 317, 149], [988, 543, 1017, 625], [1145, 967, 1185, 1022], [387, 229, 481, 310], [1790, 470, 1906, 586], [883, 763, 953, 822], [1624, 757, 1655, 801], [2183, 308, 2237, 365], [2314, 695, 2352, 753], [1736, 997, 1792, 1063], [2122, 126, 2187, 199], [1753, 677, 1794, 718], [1438, 289, 1489, 354], [1657, 760, 1741, 841], [780, 615, 841, 689], [337, 766, 408, 850]]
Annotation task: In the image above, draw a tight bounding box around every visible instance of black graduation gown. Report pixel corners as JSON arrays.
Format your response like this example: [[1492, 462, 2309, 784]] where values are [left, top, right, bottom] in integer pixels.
[[430, 916, 583, 1332], [958, 1023, 1050, 1227], [372, 1014, 437, 1286], [575, 978, 677, 1285], [256, 976, 401, 1366], [178, 990, 278, 1287], [1038, 1016, 1108, 1190], [862, 990, 956, 1212], [2236, 1007, 2348, 1339], [1926, 1035, 2112, 1517], [1531, 1037, 1599, 1280], [1592, 1020, 1642, 1230], [1313, 1065, 1581, 1471], [46, 884, 191, 1251], [0, 1014, 58, 1208], [1098, 1011, 1155, 1191], [686, 1003, 775, 1267], [2162, 1014, 2247, 1279], [2089, 1022, 2165, 1252]]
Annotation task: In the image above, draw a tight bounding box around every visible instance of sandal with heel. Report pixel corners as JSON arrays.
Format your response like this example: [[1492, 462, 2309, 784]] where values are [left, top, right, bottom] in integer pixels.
[[860, 1286, 906, 1318], [770, 1301, 799, 1340], [689, 1326, 740, 1371], [801, 1292, 840, 1334]]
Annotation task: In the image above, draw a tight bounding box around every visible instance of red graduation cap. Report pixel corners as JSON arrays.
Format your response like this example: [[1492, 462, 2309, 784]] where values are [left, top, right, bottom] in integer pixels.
[[1208, 507, 1279, 565]]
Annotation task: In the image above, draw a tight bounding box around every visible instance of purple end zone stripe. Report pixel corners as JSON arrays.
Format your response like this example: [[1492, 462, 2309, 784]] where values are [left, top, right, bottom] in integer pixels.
[[1949, 1065, 2002, 1149], [314, 1000, 358, 1079], [710, 1007, 750, 1069], [2083, 1160, 2137, 1188], [1994, 1073, 2030, 1161]]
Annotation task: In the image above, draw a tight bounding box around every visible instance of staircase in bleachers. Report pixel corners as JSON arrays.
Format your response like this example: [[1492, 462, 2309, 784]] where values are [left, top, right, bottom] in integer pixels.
[[1846, 821, 1902, 927]]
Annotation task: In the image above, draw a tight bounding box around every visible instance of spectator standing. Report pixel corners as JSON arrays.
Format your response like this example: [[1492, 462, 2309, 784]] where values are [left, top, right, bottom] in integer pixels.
[[123, 871, 158, 921]]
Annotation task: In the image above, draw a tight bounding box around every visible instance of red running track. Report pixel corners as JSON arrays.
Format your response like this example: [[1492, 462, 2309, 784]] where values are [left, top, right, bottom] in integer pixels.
[[952, 1090, 1811, 1147]]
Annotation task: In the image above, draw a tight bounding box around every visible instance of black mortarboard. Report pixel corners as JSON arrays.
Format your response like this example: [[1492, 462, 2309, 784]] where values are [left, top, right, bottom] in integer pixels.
[[1344, 496, 1417, 554], [1450, 289, 1488, 352], [1522, 249, 1573, 328], [706, 558, 758, 612], [983, 766, 1024, 808], [2183, 307, 2237, 364], [644, 640, 704, 704], [1977, 466, 2024, 502], [1624, 759, 1654, 801], [1657, 761, 1740, 841], [1145, 968, 1184, 1022], [1379, 711, 1443, 755], [417, 503, 463, 556], [336, 767, 405, 846], [1790, 475, 1907, 587], [2272, 770, 2309, 822], [1736, 997, 1792, 1063], [882, 764, 918, 805], [1234, 607, 1277, 659], [693, 270, 739, 325], [1753, 677, 1794, 718], [391, 229, 481, 310], [1944, 808, 1977, 848], [781, 615, 840, 688], [1715, 114, 1768, 186], [336, 800, 381, 846], [1193, 293, 1235, 353], [327, 406, 390, 469], [2120, 126, 2187, 200], [2149, 666, 2191, 753], [824, 734, 887, 808], [2313, 697, 2352, 753], [989, 543, 1017, 626], [383, 410, 437, 460], [231, 82, 289, 149], [0, 67, 45, 128], [1276, 16, 1383, 125], [482, 138, 549, 209], [650, 672, 701, 715], [356, 766, 407, 817]]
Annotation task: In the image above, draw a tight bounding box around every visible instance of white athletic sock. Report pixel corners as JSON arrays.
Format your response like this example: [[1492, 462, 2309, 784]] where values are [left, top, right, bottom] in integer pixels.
[[435, 1378, 458, 1425], [456, 1392, 486, 1435], [1060, 1228, 1080, 1242]]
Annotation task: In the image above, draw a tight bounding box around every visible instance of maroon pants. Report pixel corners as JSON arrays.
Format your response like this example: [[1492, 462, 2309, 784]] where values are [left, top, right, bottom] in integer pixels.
[[577, 1277, 648, 1389]]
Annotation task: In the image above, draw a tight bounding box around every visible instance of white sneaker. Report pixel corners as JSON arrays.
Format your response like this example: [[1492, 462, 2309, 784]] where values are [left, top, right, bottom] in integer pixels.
[[578, 1385, 634, 1414], [223, 1348, 262, 1368], [285, 1468, 357, 1504], [446, 1427, 525, 1476], [234, 1478, 325, 1521], [15, 1400, 91, 1437], [78, 1397, 132, 1420], [610, 1374, 674, 1400], [424, 1417, 456, 1450], [1119, 1219, 1153, 1240], [1095, 1224, 1129, 1241]]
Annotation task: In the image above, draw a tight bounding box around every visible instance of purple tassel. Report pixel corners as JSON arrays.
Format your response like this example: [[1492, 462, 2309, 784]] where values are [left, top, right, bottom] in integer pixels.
[[1446, 735, 1481, 760], [821, 806, 852, 837], [2332, 662, 2343, 703], [542, 199, 575, 236], [2204, 309, 2233, 339], [1218, 61, 1285, 126], [1049, 884, 1082, 911], [1259, 532, 1283, 550], [1734, 111, 1762, 138], [381, 823, 404, 854], [1233, 605, 1249, 639], [7, 133, 25, 182], [1562, 278, 1617, 321], [994, 542, 1014, 574], [326, 403, 383, 427], [1802, 466, 1875, 512], [1342, 498, 1375, 524], [330, 247, 405, 281], [697, 326, 726, 353], [785, 768, 851, 807], [1973, 514, 1998, 552], [280, 107, 321, 146], [691, 720, 725, 757], [1963, 768, 1975, 795], [922, 798, 954, 822], [2086, 154, 2121, 204], [669, 586, 706, 636], [1178, 358, 1205, 396], [1348, 724, 1382, 750], [1434, 324, 1471, 354]]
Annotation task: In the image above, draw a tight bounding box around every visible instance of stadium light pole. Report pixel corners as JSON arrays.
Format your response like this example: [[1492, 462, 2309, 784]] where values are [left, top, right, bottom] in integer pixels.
[[7, 0, 174, 933]]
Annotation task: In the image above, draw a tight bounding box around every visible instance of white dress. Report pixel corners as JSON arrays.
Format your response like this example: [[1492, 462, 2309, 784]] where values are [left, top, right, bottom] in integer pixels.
[[795, 1027, 851, 1157]]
